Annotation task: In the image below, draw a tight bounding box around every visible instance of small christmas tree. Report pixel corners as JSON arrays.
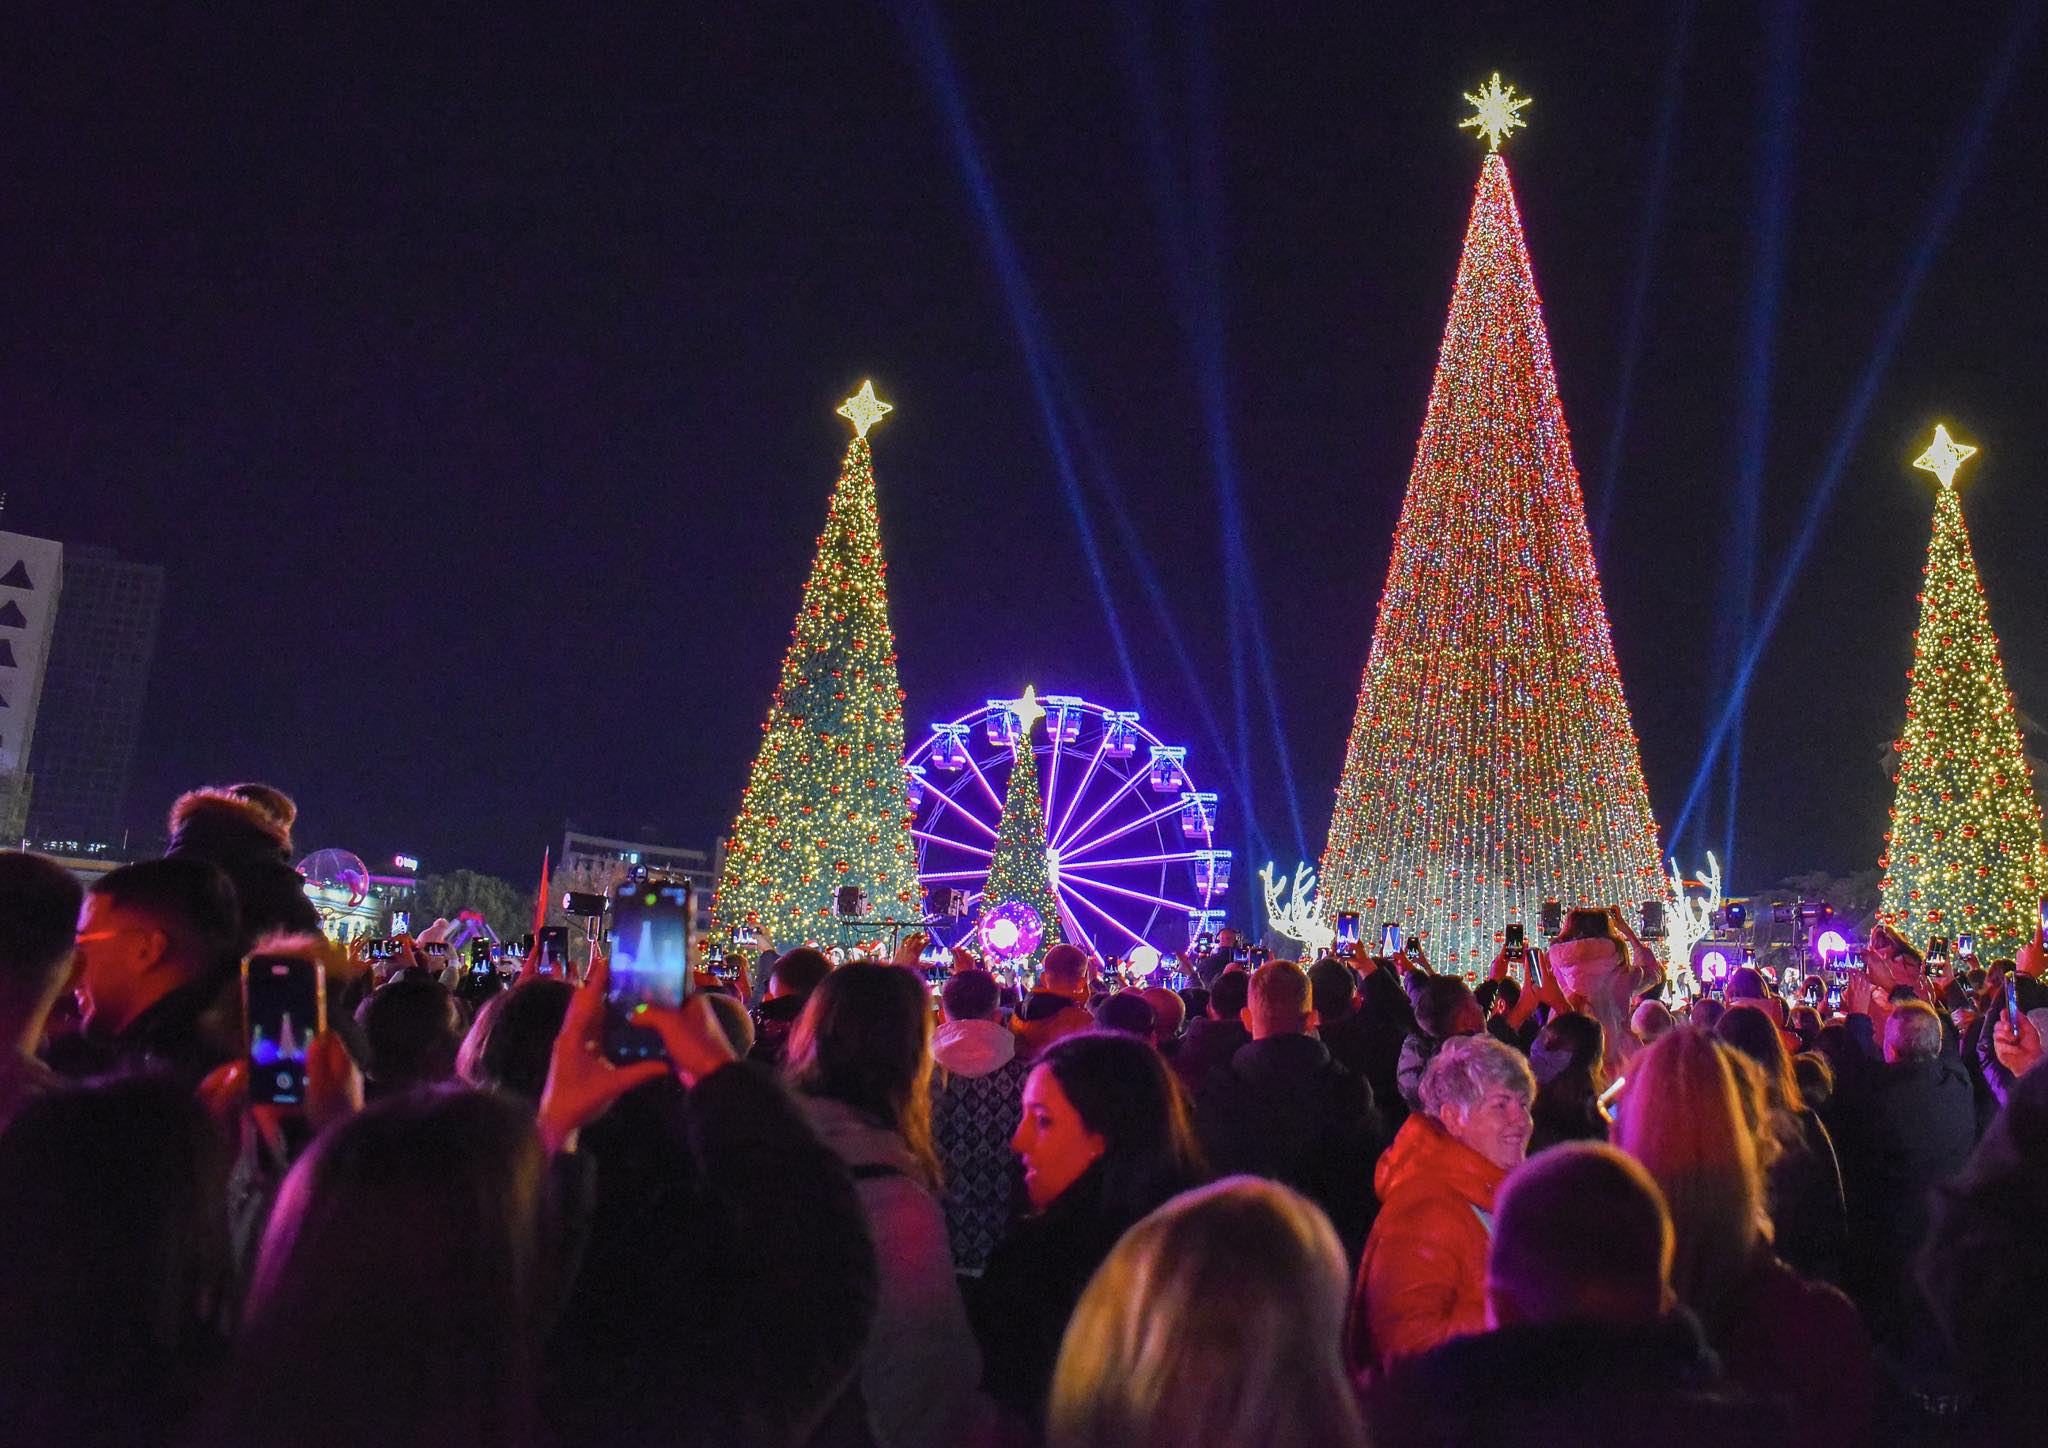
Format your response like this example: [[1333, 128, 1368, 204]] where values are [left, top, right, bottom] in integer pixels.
[[981, 687, 1065, 972], [714, 382, 919, 942], [1878, 426, 2047, 955], [1319, 78, 1664, 964]]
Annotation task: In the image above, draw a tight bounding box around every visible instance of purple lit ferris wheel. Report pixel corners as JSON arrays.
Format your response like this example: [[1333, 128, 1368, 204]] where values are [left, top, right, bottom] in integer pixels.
[[905, 694, 1229, 959]]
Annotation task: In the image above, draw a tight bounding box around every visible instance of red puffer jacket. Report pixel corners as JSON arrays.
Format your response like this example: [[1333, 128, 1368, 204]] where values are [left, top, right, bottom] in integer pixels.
[[1348, 1112, 1506, 1372]]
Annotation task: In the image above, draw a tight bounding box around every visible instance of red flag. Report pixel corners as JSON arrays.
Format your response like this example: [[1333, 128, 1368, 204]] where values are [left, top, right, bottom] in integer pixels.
[[532, 847, 551, 941]]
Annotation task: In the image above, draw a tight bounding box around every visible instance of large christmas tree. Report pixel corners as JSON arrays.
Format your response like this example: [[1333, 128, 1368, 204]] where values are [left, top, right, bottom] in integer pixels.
[[1319, 78, 1664, 965], [1878, 426, 2047, 955], [714, 382, 919, 941], [980, 687, 1065, 972]]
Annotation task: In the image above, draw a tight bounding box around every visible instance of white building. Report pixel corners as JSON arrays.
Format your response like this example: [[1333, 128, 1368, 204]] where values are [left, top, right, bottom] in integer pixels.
[[0, 532, 65, 841]]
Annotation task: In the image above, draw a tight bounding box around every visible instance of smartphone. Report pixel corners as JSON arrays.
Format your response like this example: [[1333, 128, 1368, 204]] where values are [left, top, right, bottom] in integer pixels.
[[605, 879, 693, 1062], [1249, 946, 1271, 967], [1927, 936, 1950, 965], [2006, 973, 2022, 1030], [1380, 922, 1402, 957], [536, 924, 570, 976], [1828, 980, 1844, 1012], [1504, 922, 1526, 959], [1540, 900, 1562, 937], [1741, 947, 1756, 968], [1957, 934, 1976, 960], [2039, 898, 2048, 951], [1597, 1075, 1627, 1111], [1232, 946, 1250, 964], [468, 938, 495, 976], [242, 954, 328, 1106], [1334, 912, 1361, 953], [1639, 900, 1666, 940]]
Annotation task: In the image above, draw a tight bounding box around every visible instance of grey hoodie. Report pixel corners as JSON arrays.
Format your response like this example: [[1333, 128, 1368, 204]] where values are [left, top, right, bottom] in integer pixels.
[[799, 1094, 982, 1447]]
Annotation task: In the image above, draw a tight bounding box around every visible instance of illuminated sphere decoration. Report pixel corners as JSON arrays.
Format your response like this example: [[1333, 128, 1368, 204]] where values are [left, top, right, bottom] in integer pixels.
[[979, 900, 1045, 964], [1815, 928, 1849, 960], [1127, 944, 1163, 978]]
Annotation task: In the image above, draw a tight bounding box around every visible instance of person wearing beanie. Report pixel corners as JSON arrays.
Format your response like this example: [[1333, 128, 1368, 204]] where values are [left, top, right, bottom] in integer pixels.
[[164, 785, 320, 952], [931, 969, 1030, 1276]]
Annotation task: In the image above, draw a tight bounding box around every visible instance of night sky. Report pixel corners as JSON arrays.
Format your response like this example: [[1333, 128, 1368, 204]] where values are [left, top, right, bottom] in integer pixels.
[[6, 1, 2044, 901]]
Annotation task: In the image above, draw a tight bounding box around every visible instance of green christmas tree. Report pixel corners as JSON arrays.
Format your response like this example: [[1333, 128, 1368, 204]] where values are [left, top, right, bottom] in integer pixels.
[[714, 382, 919, 942], [981, 687, 1065, 972], [1878, 425, 2047, 955]]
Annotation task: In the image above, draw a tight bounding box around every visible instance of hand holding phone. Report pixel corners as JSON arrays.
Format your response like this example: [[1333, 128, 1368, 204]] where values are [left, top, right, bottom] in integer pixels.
[[604, 879, 693, 1062]]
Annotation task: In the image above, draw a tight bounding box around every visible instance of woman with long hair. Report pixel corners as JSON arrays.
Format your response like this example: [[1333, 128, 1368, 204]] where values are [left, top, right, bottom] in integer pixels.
[[784, 962, 979, 1448], [973, 1030, 1205, 1430], [1614, 1028, 1871, 1448], [1526, 1010, 1609, 1154], [1047, 1177, 1366, 1448], [213, 1088, 548, 1448], [1716, 1003, 1846, 1285]]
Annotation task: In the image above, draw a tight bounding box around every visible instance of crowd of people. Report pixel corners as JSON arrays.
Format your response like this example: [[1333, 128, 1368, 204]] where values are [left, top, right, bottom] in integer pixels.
[[1, 784, 2045, 1446]]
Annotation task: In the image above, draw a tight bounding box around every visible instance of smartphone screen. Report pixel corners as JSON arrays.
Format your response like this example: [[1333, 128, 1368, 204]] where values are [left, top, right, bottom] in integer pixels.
[[1539, 900, 1562, 937], [2039, 898, 2048, 951], [537, 924, 569, 976], [1741, 947, 1756, 967], [1333, 912, 1361, 952], [1504, 922, 1526, 957], [2006, 973, 2022, 1030], [468, 938, 494, 975], [243, 955, 327, 1106], [1380, 922, 1402, 957], [605, 879, 692, 1061]]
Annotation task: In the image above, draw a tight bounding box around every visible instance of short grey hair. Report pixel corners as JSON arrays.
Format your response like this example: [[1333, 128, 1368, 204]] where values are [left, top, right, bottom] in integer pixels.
[[1420, 1033, 1536, 1118], [1884, 1000, 1943, 1063]]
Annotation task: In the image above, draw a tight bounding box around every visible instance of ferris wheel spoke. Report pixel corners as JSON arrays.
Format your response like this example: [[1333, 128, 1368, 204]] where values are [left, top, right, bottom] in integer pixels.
[[924, 787, 999, 842], [1058, 794, 1191, 863], [1051, 727, 1111, 845], [1053, 894, 1100, 961], [1058, 869, 1194, 916], [918, 867, 991, 880], [1056, 848, 1209, 870], [1058, 878, 1156, 949], [959, 748, 1008, 816], [1052, 760, 1149, 855], [912, 827, 992, 857]]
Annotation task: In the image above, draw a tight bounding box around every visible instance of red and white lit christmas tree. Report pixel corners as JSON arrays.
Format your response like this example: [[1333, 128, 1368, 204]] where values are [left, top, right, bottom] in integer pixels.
[[1877, 426, 2046, 956], [714, 382, 920, 942], [1319, 78, 1664, 964]]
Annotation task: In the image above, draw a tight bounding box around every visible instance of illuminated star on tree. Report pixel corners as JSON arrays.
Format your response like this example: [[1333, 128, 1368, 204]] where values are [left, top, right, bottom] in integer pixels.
[[1912, 423, 1978, 490], [836, 379, 894, 438], [1460, 72, 1531, 151], [1007, 684, 1046, 740]]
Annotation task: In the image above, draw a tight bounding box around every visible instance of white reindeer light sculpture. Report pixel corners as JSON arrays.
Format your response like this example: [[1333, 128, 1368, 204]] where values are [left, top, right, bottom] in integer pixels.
[[1261, 860, 1335, 959], [1665, 852, 1724, 985]]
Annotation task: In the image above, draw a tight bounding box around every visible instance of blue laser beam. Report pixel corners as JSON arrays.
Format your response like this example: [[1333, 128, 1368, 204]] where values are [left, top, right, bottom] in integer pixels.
[[892, 0, 1145, 711], [1590, 0, 1696, 553], [1671, 0, 2039, 847], [1714, 0, 1803, 879]]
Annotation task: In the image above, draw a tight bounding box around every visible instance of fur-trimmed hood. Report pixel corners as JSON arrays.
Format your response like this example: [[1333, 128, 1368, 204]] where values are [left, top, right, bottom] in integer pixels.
[[166, 788, 293, 865]]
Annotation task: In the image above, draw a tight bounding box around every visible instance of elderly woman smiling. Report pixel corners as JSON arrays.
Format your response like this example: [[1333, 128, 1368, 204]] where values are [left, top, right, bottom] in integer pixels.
[[1347, 1033, 1535, 1371]]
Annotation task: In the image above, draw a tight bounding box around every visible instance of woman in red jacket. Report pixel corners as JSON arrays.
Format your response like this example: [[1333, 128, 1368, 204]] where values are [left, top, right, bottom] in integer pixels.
[[1348, 1033, 1535, 1371]]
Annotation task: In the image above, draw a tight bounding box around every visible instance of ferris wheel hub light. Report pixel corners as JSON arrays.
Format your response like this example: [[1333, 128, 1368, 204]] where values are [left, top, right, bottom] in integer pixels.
[[1128, 945, 1162, 976]]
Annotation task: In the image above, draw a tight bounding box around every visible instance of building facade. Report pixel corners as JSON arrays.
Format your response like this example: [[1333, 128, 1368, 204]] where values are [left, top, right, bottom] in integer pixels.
[[26, 545, 163, 850], [0, 532, 66, 841]]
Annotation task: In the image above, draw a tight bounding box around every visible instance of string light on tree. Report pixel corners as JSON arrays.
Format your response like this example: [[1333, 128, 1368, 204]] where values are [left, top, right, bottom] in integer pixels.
[[980, 686, 1065, 973], [714, 381, 919, 940], [1878, 424, 2046, 954], [1319, 82, 1664, 965]]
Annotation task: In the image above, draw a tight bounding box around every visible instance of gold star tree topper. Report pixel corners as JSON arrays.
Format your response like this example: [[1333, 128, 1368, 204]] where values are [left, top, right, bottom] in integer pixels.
[[837, 380, 893, 438], [1913, 423, 1977, 490], [1007, 685, 1046, 739], [1460, 73, 1531, 151]]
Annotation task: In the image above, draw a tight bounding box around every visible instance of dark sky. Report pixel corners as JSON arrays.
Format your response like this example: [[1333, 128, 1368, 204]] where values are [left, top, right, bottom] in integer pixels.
[[6, 1, 2044, 900]]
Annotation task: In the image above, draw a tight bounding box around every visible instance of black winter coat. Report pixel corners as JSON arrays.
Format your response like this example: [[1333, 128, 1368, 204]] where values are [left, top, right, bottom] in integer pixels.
[[1194, 1033, 1382, 1258], [1366, 1312, 1791, 1448]]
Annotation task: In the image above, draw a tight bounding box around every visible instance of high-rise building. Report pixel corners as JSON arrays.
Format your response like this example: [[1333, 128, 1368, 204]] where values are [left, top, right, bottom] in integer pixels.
[[0, 531, 65, 840], [26, 545, 164, 850]]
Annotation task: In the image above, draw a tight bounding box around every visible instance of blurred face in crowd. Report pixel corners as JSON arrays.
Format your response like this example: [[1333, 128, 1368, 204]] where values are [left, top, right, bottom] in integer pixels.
[[72, 893, 172, 1032], [1440, 1085, 1532, 1172], [1014, 1063, 1105, 1210]]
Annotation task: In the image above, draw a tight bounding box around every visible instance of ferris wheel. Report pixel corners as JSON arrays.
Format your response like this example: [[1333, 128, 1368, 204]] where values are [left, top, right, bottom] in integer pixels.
[[905, 693, 1230, 959]]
